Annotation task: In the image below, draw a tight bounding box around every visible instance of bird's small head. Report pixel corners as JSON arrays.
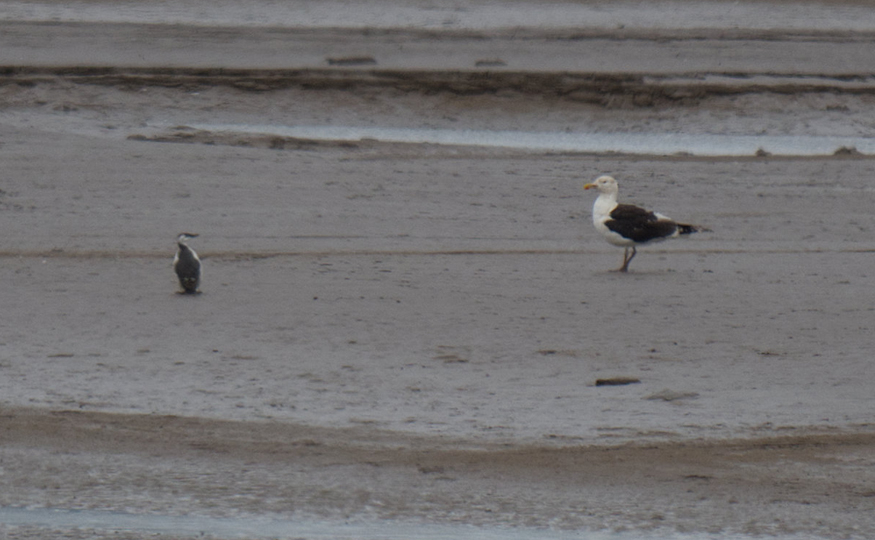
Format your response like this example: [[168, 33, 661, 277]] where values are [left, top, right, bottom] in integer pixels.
[[583, 175, 619, 194], [177, 232, 199, 244]]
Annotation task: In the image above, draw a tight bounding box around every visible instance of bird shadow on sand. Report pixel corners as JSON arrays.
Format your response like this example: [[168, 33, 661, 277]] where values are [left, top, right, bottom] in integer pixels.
[[593, 268, 681, 276]]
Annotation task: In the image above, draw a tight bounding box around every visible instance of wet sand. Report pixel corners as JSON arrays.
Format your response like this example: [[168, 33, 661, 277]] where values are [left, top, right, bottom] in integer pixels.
[[2, 1, 875, 538], [1, 408, 875, 538]]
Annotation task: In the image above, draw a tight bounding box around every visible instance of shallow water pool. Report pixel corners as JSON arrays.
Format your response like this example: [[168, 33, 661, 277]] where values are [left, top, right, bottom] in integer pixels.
[[190, 123, 875, 157], [0, 506, 819, 540]]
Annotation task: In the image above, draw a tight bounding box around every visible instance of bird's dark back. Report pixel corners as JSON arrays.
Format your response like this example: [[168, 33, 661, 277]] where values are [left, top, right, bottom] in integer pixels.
[[175, 243, 200, 292]]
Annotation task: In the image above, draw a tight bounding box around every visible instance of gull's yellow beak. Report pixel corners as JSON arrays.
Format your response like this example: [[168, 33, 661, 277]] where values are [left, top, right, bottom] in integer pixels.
[[583, 183, 596, 190]]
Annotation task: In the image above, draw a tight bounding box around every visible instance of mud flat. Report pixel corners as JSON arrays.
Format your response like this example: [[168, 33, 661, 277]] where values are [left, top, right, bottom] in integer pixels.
[[1, 408, 874, 539], [1, 1, 875, 538]]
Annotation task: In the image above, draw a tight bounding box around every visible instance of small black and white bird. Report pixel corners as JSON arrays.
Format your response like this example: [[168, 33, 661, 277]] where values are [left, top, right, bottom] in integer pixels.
[[583, 175, 708, 272], [173, 233, 201, 294]]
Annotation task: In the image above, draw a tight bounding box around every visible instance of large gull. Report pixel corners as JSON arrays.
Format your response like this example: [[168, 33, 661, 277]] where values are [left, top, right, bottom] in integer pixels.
[[583, 175, 708, 272]]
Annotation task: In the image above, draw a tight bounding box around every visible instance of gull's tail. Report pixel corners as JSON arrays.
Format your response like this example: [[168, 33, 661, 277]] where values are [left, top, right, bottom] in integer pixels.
[[677, 223, 711, 235]]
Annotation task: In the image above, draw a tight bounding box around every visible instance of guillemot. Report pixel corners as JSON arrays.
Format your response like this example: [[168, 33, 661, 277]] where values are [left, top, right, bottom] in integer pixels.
[[173, 233, 201, 294]]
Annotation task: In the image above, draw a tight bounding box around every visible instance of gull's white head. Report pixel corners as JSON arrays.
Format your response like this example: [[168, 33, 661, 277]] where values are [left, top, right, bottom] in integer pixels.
[[583, 175, 619, 195]]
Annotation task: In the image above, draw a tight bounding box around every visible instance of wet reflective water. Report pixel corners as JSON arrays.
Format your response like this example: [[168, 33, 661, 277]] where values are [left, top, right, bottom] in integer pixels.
[[1, 507, 572, 539], [191, 123, 875, 157], [0, 507, 812, 540]]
